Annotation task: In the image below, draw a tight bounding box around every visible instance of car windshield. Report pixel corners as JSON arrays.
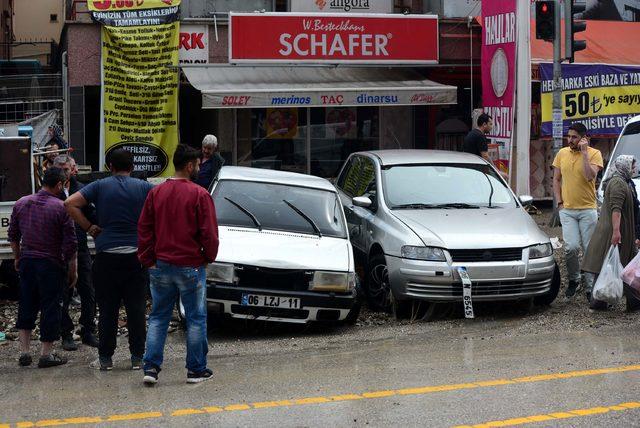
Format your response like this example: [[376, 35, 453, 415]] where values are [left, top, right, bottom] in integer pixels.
[[212, 179, 347, 238], [382, 163, 517, 209], [609, 121, 640, 178]]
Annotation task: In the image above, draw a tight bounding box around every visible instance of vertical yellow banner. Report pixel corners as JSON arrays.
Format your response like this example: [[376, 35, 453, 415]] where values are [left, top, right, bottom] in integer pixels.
[[91, 1, 181, 177]]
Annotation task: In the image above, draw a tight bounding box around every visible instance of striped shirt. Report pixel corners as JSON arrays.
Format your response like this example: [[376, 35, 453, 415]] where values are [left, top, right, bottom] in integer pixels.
[[8, 190, 77, 264]]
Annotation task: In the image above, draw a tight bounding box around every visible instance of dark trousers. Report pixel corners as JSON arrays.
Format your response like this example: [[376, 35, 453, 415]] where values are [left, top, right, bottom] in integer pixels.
[[16, 258, 64, 342], [93, 252, 147, 359], [61, 250, 96, 338]]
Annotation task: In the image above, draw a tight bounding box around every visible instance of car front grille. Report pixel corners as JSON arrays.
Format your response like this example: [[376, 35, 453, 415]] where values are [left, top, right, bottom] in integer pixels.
[[235, 265, 313, 292], [449, 248, 523, 262], [406, 278, 551, 299]]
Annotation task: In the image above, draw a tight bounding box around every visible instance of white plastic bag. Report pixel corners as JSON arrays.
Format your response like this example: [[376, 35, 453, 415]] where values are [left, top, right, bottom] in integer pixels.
[[592, 245, 624, 305], [622, 251, 640, 293]]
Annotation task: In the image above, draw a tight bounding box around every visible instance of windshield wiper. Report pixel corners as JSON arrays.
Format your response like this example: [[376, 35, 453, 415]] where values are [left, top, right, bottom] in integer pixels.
[[482, 172, 495, 208], [392, 203, 480, 209], [283, 199, 322, 237], [224, 197, 262, 230]]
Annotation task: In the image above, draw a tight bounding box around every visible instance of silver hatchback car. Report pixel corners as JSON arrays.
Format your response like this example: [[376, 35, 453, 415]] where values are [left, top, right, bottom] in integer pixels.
[[335, 150, 560, 319]]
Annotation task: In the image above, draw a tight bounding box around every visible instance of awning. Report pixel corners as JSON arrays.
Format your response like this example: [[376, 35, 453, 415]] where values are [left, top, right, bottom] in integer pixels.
[[530, 20, 640, 65], [182, 66, 457, 109]]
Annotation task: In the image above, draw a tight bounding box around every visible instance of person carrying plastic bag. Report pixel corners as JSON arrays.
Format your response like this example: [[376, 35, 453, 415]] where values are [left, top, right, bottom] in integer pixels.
[[582, 155, 640, 311]]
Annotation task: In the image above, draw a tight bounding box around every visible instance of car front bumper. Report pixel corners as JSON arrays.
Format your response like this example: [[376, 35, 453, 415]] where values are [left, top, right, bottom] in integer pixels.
[[206, 283, 357, 324], [386, 254, 556, 302]]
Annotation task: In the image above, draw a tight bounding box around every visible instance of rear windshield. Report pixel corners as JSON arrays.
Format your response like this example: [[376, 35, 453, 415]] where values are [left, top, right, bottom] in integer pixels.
[[611, 121, 640, 175], [212, 180, 347, 238]]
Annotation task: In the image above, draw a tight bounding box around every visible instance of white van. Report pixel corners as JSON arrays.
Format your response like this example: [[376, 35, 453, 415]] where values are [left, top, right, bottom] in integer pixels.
[[598, 115, 640, 203]]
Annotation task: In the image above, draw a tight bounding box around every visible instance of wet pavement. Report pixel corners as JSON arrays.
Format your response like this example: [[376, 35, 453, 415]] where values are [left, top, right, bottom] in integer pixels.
[[1, 314, 639, 427]]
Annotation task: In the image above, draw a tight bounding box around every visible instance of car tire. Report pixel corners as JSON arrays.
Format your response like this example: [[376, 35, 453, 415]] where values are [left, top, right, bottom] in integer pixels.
[[343, 275, 364, 325], [175, 298, 186, 330], [365, 253, 393, 312], [534, 263, 561, 306]]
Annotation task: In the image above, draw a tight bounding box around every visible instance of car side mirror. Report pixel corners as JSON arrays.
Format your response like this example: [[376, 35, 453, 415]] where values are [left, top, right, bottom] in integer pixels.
[[352, 196, 372, 208], [519, 195, 534, 207]]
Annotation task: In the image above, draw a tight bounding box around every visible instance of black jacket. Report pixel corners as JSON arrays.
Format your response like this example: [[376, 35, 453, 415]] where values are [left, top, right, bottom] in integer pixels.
[[59, 176, 96, 252]]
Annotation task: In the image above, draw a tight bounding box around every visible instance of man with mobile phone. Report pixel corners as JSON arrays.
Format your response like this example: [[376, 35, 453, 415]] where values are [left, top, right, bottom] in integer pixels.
[[552, 123, 604, 298]]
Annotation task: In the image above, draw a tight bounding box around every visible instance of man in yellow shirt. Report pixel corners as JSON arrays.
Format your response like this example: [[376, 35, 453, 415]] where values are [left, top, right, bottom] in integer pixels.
[[552, 123, 604, 298]]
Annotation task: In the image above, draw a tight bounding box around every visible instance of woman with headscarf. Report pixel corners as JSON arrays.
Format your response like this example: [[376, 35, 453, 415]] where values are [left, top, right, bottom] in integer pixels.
[[582, 155, 640, 310]]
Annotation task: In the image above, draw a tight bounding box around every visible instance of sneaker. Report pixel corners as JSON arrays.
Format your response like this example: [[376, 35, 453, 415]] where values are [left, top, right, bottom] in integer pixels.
[[62, 336, 78, 351], [186, 368, 213, 384], [143, 368, 159, 385], [131, 356, 143, 371], [81, 333, 99, 348], [565, 280, 579, 298], [18, 353, 32, 367], [89, 356, 113, 371], [38, 353, 67, 368]]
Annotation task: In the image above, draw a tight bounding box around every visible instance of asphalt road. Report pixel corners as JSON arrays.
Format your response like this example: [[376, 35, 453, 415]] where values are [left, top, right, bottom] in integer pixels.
[[1, 315, 640, 428]]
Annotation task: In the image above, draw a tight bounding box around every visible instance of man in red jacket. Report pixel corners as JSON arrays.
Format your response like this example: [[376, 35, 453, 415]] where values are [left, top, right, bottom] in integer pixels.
[[138, 144, 219, 385]]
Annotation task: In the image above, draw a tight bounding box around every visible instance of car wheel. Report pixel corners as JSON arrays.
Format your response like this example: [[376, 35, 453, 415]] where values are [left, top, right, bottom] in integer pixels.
[[534, 263, 561, 306], [366, 253, 393, 312], [175, 298, 186, 330]]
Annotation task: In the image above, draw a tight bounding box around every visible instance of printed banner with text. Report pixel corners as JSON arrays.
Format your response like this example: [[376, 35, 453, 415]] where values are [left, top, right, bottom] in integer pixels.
[[540, 63, 640, 137], [89, 0, 180, 177], [481, 0, 517, 177]]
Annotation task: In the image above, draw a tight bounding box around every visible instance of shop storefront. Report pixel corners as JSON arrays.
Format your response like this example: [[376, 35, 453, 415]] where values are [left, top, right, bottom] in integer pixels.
[[183, 66, 457, 178]]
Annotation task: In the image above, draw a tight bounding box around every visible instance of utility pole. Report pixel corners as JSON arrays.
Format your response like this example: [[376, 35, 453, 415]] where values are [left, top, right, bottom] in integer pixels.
[[551, 0, 563, 223], [533, 0, 564, 226]]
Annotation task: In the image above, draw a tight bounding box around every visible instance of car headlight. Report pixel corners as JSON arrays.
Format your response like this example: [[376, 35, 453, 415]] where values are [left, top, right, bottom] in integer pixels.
[[401, 246, 447, 261], [206, 262, 236, 284], [529, 243, 553, 259], [309, 271, 355, 293]]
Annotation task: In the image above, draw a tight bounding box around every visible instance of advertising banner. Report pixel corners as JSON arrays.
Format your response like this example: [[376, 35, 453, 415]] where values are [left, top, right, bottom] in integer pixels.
[[202, 88, 455, 109], [229, 12, 439, 64], [89, 0, 180, 177], [291, 0, 393, 13], [179, 24, 208, 65], [540, 63, 640, 137], [481, 0, 517, 176]]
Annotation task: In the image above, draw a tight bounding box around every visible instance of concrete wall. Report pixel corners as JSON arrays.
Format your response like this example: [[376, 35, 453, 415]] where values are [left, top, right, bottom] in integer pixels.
[[12, 0, 64, 62]]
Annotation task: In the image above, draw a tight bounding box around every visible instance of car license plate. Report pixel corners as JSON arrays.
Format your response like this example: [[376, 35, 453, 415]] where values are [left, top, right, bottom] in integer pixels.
[[458, 267, 474, 319], [241, 293, 301, 309]]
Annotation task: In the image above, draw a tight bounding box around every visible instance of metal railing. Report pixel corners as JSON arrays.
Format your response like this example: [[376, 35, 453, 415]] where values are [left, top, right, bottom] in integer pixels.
[[0, 74, 63, 124]]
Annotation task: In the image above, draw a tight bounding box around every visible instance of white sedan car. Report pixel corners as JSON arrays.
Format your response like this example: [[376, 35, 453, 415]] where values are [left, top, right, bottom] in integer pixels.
[[204, 166, 361, 324]]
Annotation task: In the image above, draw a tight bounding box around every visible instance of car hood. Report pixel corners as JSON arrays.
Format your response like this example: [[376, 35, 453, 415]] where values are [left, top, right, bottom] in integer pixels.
[[216, 226, 352, 271], [391, 207, 549, 249]]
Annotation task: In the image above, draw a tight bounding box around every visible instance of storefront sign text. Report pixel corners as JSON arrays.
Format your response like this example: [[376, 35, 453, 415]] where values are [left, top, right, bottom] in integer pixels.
[[229, 13, 438, 64], [203, 89, 456, 109], [179, 24, 208, 64], [291, 0, 393, 13]]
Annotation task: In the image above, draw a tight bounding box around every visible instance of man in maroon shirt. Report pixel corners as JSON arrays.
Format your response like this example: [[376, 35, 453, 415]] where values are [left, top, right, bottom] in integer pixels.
[[138, 144, 219, 385], [8, 167, 77, 368]]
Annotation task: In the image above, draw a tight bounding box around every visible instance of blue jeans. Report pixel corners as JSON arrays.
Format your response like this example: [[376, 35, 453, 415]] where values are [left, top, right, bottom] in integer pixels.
[[143, 261, 208, 373], [559, 208, 598, 283]]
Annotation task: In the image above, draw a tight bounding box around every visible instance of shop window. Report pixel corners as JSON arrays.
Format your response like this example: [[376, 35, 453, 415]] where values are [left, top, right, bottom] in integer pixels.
[[237, 108, 308, 174], [310, 107, 379, 179]]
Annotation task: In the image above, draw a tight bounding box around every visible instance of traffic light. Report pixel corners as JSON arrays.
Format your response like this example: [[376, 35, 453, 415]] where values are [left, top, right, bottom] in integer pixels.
[[565, 0, 587, 63], [536, 1, 556, 41]]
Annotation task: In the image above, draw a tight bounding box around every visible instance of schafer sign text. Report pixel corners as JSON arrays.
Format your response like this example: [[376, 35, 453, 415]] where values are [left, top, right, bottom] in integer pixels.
[[229, 12, 438, 64]]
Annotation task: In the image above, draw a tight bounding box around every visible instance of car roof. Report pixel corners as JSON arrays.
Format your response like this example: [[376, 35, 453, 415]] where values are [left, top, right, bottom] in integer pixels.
[[217, 166, 336, 192], [354, 150, 489, 166]]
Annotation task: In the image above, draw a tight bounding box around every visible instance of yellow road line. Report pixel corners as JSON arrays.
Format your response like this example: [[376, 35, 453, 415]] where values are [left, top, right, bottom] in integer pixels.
[[4, 364, 640, 428], [454, 401, 640, 427]]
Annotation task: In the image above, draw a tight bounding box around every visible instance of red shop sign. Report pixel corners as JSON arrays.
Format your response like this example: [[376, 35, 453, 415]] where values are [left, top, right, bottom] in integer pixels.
[[229, 12, 439, 64]]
